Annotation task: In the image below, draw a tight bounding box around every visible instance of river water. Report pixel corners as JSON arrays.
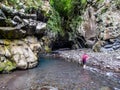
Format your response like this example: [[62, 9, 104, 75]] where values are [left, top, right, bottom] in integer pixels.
[[0, 56, 120, 90]]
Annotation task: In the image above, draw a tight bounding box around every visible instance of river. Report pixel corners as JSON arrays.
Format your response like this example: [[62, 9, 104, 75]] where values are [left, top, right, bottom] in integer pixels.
[[0, 56, 120, 90]]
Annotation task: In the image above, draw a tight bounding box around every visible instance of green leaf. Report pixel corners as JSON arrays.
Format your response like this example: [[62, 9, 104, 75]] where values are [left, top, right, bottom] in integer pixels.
[[81, 0, 87, 4]]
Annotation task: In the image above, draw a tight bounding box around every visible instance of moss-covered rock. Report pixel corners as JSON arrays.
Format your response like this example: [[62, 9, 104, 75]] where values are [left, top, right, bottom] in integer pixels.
[[0, 60, 16, 73], [0, 36, 41, 72]]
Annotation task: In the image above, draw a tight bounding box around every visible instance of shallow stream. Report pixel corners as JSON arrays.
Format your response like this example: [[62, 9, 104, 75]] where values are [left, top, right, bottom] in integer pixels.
[[0, 56, 120, 90]]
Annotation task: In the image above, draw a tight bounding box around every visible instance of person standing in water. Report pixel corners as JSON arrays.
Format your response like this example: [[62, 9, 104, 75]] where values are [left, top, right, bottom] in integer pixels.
[[81, 53, 90, 68]]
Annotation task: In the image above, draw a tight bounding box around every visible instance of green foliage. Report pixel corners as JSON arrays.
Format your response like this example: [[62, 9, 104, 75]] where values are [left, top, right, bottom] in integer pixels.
[[69, 16, 82, 41], [81, 0, 87, 8], [96, 0, 104, 3], [7, 0, 19, 5], [44, 45, 51, 53], [23, 0, 43, 9], [101, 7, 108, 14], [1, 0, 43, 13], [5, 18, 13, 27], [50, 0, 73, 18], [48, 0, 87, 42], [47, 8, 64, 36], [0, 60, 16, 72]]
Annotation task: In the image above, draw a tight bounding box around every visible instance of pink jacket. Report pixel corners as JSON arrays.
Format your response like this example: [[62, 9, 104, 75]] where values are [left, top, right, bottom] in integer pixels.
[[82, 54, 89, 61]]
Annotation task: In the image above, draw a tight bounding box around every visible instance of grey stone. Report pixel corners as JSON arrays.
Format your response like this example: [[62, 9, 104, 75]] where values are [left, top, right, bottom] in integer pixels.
[[13, 16, 22, 23], [113, 45, 120, 50], [35, 22, 46, 34], [104, 44, 113, 48]]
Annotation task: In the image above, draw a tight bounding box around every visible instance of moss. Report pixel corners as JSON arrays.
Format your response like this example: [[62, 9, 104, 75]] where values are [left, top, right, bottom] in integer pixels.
[[44, 45, 51, 53], [101, 7, 108, 14], [0, 62, 6, 71], [7, 30, 14, 39], [3, 40, 11, 55], [4, 60, 16, 72], [5, 19, 13, 27], [0, 60, 16, 73], [4, 39, 11, 45]]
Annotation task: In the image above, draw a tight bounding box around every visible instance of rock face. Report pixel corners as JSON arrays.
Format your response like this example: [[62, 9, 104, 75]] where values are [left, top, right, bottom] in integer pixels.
[[0, 27, 26, 39], [0, 2, 48, 39], [78, 6, 97, 47], [0, 1, 50, 72], [78, 0, 120, 51], [0, 36, 41, 72], [98, 9, 120, 40]]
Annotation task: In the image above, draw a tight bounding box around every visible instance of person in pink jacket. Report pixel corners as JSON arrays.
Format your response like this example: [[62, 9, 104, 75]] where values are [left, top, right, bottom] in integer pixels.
[[81, 53, 89, 68]]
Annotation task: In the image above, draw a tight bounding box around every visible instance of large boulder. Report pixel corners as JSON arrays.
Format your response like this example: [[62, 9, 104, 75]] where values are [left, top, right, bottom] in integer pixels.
[[0, 59, 16, 73], [0, 36, 41, 72]]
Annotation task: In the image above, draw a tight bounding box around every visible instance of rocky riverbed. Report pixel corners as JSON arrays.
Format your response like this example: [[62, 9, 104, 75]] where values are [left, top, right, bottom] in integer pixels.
[[57, 49, 120, 73]]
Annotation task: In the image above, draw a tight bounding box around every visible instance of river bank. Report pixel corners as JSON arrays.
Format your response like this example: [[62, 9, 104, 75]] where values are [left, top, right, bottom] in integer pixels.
[[57, 49, 120, 73]]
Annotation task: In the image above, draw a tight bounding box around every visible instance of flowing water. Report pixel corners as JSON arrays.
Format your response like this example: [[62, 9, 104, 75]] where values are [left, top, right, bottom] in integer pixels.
[[0, 56, 120, 90]]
